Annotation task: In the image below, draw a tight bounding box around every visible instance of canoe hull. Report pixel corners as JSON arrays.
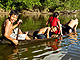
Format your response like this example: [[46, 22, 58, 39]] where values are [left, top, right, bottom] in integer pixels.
[[0, 36, 57, 45], [0, 29, 58, 45]]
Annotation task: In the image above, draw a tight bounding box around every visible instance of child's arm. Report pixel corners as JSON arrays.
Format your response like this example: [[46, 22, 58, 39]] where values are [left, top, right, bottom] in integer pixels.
[[74, 25, 77, 33], [46, 27, 50, 38], [46, 19, 50, 27], [12, 24, 18, 29], [58, 21, 63, 35], [12, 19, 22, 29]]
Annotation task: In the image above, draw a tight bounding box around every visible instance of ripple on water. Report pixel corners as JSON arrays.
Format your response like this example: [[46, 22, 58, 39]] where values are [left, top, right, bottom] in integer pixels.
[[32, 50, 43, 53], [33, 51, 55, 58], [20, 57, 28, 60]]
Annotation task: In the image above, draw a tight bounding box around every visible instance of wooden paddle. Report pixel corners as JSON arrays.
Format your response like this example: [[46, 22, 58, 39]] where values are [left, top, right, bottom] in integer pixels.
[[16, 22, 21, 40]]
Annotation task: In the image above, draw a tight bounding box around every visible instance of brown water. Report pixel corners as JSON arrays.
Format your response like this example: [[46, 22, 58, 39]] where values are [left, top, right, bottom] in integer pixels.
[[0, 13, 80, 60]]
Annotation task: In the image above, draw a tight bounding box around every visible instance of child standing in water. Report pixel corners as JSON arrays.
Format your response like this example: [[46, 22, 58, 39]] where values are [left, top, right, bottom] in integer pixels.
[[62, 18, 78, 34]]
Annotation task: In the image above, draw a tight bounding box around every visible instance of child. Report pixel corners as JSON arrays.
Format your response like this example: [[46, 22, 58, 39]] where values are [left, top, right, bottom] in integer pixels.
[[33, 26, 59, 39], [46, 12, 63, 36], [2, 10, 31, 45], [62, 18, 78, 34]]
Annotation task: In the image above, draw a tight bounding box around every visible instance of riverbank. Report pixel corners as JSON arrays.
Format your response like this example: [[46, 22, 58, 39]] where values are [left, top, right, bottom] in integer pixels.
[[0, 9, 80, 15], [0, 11, 53, 15]]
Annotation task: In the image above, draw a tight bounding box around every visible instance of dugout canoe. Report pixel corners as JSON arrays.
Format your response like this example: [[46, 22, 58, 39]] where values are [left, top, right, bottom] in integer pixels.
[[0, 36, 58, 45], [0, 30, 58, 45]]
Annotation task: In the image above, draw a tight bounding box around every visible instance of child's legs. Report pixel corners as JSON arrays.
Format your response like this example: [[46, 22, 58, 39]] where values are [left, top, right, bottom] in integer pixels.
[[25, 31, 31, 40]]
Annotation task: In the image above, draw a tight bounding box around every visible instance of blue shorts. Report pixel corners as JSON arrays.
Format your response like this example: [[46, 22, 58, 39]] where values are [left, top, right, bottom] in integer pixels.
[[36, 34, 46, 39]]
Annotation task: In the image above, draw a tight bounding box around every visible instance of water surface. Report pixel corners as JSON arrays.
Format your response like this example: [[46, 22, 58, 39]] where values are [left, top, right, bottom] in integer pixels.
[[0, 13, 80, 60]]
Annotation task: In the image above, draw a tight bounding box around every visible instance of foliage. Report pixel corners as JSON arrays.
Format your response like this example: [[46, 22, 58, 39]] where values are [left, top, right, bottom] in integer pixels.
[[0, 0, 80, 12]]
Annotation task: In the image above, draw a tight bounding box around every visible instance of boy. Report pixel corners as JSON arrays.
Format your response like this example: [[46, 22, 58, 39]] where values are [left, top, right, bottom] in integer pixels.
[[33, 26, 59, 39], [62, 18, 78, 34], [2, 10, 31, 45]]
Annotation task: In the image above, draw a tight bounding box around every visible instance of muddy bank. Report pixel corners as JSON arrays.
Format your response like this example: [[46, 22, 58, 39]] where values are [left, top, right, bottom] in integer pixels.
[[0, 9, 80, 15]]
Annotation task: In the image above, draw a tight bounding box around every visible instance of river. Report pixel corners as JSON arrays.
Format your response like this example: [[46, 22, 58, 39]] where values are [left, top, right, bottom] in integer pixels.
[[0, 13, 80, 60]]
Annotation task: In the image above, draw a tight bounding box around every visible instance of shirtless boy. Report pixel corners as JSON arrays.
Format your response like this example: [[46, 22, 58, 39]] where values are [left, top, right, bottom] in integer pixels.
[[62, 18, 78, 34], [33, 26, 58, 39], [2, 10, 31, 45]]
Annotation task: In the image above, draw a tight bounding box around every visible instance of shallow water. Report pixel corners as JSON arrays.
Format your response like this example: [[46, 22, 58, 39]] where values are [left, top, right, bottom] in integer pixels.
[[0, 13, 80, 60]]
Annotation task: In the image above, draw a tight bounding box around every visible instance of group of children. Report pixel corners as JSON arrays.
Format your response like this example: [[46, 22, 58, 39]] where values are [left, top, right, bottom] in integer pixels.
[[33, 12, 78, 39], [2, 10, 78, 45]]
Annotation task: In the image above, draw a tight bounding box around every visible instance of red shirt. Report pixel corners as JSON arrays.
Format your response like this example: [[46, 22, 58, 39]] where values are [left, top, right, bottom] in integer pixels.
[[49, 16, 60, 27]]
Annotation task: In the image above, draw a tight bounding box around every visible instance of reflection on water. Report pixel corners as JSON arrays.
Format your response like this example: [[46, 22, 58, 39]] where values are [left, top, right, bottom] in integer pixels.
[[6, 36, 62, 60], [5, 32, 80, 60], [0, 14, 80, 60], [44, 32, 80, 60]]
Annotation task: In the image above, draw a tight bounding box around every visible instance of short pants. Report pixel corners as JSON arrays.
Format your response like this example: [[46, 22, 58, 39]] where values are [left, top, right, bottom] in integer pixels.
[[33, 30, 52, 39], [10, 28, 26, 40], [36, 34, 46, 39]]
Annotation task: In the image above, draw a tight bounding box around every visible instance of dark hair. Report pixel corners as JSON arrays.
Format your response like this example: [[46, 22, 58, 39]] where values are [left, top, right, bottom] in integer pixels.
[[10, 10, 19, 16], [53, 12, 59, 17], [51, 26, 58, 30]]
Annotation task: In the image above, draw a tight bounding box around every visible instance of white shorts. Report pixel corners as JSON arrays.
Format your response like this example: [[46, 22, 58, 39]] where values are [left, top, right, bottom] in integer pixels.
[[10, 28, 26, 40]]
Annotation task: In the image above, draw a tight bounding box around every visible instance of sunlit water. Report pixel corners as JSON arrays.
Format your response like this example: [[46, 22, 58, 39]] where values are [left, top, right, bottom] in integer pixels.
[[0, 13, 80, 60]]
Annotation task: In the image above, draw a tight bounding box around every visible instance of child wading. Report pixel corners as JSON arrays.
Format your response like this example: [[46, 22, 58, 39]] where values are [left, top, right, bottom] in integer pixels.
[[62, 18, 78, 34]]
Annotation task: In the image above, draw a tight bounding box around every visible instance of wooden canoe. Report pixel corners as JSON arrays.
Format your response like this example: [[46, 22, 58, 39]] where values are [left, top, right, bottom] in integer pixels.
[[0, 30, 59, 45], [0, 36, 58, 45]]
